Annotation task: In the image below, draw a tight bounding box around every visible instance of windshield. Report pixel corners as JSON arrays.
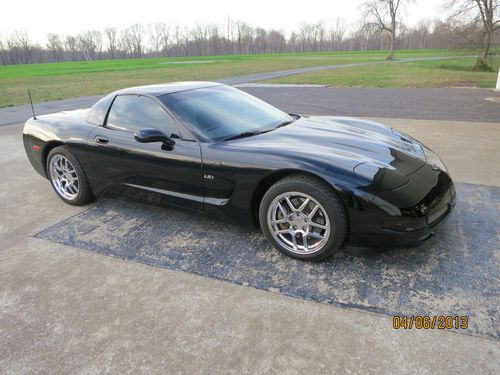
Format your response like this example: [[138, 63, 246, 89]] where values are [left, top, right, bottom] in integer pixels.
[[160, 85, 292, 141]]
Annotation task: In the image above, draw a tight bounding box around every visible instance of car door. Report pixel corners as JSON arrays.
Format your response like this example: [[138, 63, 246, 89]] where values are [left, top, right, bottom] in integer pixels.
[[87, 94, 204, 210]]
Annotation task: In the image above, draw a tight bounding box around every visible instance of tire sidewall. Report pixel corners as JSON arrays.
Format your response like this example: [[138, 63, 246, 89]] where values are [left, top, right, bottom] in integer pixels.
[[259, 178, 346, 261]]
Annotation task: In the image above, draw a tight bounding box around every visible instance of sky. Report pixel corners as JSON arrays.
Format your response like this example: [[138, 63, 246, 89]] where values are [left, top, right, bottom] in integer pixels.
[[1, 0, 446, 42]]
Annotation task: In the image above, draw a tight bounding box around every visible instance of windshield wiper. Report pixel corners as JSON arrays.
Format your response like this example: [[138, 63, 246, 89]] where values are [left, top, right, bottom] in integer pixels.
[[276, 120, 294, 128], [276, 115, 299, 129], [220, 129, 271, 141], [220, 117, 298, 141]]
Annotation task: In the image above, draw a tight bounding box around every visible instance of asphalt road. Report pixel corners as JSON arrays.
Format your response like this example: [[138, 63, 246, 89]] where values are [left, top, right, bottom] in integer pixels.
[[243, 86, 500, 123], [1, 86, 499, 126]]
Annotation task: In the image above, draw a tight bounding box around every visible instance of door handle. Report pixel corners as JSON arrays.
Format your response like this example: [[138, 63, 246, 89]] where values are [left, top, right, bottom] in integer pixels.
[[94, 136, 109, 144]]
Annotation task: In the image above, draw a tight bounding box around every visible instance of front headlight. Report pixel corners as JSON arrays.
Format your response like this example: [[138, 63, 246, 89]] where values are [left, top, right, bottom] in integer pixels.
[[354, 162, 410, 190], [424, 148, 448, 173]]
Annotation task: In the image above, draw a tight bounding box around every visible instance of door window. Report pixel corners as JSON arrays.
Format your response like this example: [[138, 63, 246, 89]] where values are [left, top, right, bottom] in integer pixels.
[[106, 95, 180, 138]]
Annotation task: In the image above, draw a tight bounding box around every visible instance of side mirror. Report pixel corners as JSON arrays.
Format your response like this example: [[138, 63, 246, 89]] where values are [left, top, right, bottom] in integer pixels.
[[134, 128, 175, 150]]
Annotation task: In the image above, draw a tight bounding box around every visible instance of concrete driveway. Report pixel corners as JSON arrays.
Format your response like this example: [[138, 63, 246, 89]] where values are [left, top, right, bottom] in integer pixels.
[[0, 90, 499, 374]]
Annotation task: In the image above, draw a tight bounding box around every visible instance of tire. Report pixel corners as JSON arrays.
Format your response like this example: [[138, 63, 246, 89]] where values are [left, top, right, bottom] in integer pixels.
[[259, 174, 347, 261], [46, 146, 95, 206]]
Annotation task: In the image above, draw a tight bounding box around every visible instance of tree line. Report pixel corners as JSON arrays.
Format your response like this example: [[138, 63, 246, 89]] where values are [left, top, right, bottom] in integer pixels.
[[0, 1, 498, 67]]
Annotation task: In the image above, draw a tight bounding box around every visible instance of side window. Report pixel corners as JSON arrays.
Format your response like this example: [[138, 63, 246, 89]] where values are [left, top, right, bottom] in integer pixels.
[[85, 93, 113, 125], [106, 95, 180, 138]]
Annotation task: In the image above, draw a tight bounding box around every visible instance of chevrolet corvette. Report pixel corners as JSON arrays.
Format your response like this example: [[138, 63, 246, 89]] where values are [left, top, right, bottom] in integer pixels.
[[23, 82, 456, 260]]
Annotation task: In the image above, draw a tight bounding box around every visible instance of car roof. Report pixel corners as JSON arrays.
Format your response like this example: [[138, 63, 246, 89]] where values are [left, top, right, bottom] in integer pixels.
[[113, 81, 223, 97]]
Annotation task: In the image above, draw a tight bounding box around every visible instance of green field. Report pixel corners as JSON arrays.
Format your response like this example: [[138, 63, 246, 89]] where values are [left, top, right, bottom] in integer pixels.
[[0, 49, 497, 108], [266, 57, 500, 88]]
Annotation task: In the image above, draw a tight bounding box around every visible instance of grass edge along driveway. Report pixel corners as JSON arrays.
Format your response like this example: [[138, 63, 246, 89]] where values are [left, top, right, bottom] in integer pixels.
[[0, 49, 498, 107]]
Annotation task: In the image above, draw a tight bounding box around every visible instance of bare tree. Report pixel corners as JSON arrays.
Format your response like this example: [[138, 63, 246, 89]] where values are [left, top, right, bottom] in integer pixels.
[[296, 22, 324, 52], [148, 22, 170, 57], [76, 33, 92, 61], [268, 29, 286, 53], [46, 33, 63, 61], [329, 18, 347, 51], [240, 23, 255, 54], [120, 29, 133, 56], [447, 0, 499, 68], [224, 18, 235, 53], [104, 27, 118, 59], [9, 29, 32, 63], [93, 31, 102, 58], [298, 22, 311, 52], [255, 28, 267, 53], [362, 0, 409, 59], [0, 34, 8, 65], [316, 22, 327, 52], [234, 20, 253, 54], [413, 20, 432, 49], [122, 24, 145, 57], [191, 22, 208, 55], [170, 24, 190, 56], [207, 24, 221, 55], [76, 30, 102, 60], [64, 35, 78, 60]]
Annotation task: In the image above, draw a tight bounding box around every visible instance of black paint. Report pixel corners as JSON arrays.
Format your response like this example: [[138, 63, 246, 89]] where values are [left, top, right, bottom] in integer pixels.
[[23, 83, 456, 244]]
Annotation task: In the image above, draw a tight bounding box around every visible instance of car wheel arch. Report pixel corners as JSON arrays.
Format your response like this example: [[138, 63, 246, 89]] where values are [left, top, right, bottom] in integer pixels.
[[43, 141, 65, 177], [251, 169, 350, 229]]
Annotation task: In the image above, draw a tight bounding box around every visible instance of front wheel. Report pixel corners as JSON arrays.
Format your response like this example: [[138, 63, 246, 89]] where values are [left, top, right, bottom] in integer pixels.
[[47, 146, 95, 206], [259, 174, 347, 261]]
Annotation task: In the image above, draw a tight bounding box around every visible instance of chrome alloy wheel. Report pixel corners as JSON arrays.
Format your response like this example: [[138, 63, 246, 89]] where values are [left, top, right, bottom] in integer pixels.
[[267, 191, 331, 255], [49, 155, 79, 200]]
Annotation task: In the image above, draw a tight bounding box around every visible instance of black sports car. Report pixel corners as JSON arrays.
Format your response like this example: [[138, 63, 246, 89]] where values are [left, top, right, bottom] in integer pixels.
[[23, 82, 456, 260]]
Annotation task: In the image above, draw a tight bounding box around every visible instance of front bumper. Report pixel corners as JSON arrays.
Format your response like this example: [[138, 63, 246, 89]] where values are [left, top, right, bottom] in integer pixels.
[[348, 165, 456, 247]]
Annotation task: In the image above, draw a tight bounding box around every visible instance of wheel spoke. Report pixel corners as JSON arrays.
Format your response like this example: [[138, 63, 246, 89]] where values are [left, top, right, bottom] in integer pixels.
[[272, 219, 287, 225], [307, 231, 326, 240], [308, 204, 319, 218], [285, 196, 296, 211], [298, 198, 310, 213], [274, 229, 289, 235], [67, 183, 77, 194], [310, 221, 327, 230], [291, 232, 298, 249], [303, 235, 309, 251], [277, 202, 287, 217]]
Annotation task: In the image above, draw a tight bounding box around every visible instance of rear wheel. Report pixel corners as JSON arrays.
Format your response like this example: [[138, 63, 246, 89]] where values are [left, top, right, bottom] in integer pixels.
[[259, 174, 347, 261], [47, 146, 95, 206]]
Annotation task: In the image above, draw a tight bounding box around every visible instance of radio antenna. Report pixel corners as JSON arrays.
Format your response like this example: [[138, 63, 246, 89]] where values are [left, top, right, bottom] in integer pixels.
[[28, 89, 37, 120]]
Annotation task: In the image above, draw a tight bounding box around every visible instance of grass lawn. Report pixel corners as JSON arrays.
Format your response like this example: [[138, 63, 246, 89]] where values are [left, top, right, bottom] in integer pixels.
[[0, 49, 496, 107], [265, 57, 500, 88]]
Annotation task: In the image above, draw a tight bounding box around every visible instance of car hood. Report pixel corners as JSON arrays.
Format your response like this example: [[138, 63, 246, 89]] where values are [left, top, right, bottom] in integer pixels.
[[229, 116, 426, 176]]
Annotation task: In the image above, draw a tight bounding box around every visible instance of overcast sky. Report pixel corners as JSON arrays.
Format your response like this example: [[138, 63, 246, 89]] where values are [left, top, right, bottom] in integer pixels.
[[1, 0, 445, 42]]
